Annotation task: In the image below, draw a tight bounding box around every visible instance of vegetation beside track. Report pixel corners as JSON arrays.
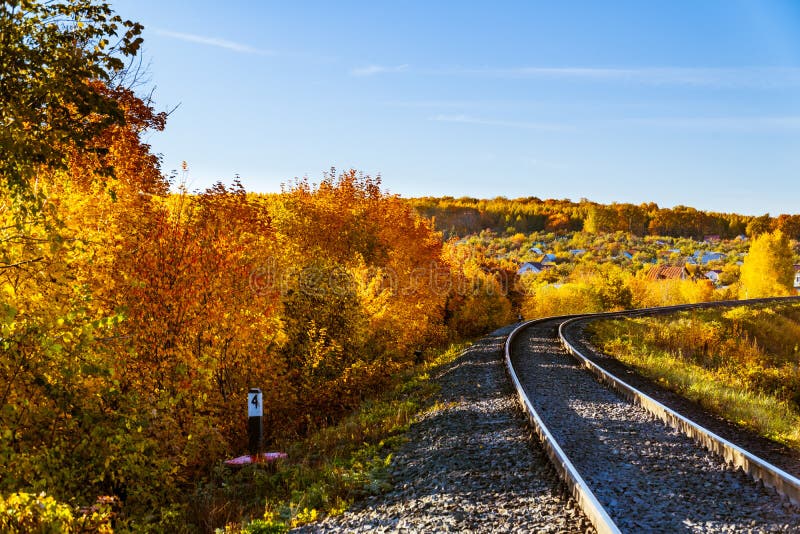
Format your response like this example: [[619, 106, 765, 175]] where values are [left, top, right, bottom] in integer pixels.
[[212, 342, 470, 533], [587, 303, 800, 448]]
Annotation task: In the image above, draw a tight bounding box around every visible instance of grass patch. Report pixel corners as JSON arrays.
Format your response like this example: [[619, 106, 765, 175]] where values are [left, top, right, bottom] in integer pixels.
[[199, 341, 471, 533], [588, 303, 800, 450]]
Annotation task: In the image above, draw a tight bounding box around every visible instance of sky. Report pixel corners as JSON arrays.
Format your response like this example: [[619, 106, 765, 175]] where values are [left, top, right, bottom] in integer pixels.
[[113, 0, 800, 215]]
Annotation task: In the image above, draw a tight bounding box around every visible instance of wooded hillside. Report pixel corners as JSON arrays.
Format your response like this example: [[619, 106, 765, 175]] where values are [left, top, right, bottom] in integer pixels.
[[410, 197, 800, 241]]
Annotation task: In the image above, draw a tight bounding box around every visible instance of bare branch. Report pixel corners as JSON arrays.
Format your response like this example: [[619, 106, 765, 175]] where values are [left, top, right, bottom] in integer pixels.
[[0, 257, 44, 269]]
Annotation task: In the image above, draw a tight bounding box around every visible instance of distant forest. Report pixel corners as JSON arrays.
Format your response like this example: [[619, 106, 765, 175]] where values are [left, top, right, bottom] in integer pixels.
[[409, 197, 800, 240]]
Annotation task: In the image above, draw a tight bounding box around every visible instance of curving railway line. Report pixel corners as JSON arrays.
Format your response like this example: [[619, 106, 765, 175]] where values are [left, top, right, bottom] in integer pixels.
[[506, 297, 800, 533]]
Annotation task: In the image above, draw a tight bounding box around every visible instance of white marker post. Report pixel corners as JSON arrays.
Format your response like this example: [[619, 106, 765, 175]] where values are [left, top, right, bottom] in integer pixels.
[[248, 388, 263, 458]]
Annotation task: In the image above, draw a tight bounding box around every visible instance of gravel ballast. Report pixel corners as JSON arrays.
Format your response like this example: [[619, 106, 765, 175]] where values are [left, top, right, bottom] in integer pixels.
[[511, 319, 800, 533], [293, 326, 593, 533]]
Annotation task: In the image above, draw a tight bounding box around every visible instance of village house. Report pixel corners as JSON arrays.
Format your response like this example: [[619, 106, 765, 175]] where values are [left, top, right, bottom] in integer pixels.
[[795, 265, 800, 290], [689, 251, 726, 265], [517, 261, 552, 275], [705, 270, 723, 285], [645, 265, 690, 281]]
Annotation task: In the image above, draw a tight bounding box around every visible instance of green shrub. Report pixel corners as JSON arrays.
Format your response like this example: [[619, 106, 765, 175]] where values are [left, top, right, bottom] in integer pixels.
[[0, 492, 113, 533]]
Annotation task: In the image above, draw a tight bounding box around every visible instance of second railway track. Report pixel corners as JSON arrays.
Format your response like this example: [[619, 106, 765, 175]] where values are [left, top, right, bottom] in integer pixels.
[[507, 300, 800, 533]]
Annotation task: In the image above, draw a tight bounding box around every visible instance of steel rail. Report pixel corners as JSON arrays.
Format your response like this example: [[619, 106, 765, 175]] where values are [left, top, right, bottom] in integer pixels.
[[505, 315, 622, 534], [504, 296, 800, 533], [558, 296, 800, 505]]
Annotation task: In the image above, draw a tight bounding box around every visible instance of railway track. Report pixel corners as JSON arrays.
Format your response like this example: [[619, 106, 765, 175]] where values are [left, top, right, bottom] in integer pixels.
[[506, 297, 800, 533]]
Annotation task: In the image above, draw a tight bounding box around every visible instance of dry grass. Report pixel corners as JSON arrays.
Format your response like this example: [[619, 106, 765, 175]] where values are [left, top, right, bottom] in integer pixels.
[[588, 303, 800, 449]]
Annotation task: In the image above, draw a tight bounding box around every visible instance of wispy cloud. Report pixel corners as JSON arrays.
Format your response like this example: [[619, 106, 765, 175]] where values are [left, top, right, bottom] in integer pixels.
[[430, 112, 800, 133], [350, 64, 800, 87], [154, 28, 275, 56], [434, 66, 800, 88], [625, 115, 800, 131], [384, 99, 480, 109], [430, 114, 569, 132], [350, 64, 409, 76]]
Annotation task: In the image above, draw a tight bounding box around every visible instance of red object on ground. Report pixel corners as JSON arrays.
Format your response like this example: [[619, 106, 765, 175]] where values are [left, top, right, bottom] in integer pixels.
[[224, 452, 288, 466]]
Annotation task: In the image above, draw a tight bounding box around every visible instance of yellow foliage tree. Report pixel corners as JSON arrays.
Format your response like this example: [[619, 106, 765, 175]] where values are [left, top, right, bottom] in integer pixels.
[[739, 230, 795, 299], [522, 281, 603, 319], [443, 243, 513, 337]]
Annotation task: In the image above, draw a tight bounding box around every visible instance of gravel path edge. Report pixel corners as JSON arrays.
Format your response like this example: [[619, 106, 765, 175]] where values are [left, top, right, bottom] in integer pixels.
[[291, 326, 593, 533]]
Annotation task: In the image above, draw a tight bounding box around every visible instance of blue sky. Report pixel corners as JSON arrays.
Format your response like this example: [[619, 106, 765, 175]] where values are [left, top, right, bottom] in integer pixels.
[[114, 0, 800, 215]]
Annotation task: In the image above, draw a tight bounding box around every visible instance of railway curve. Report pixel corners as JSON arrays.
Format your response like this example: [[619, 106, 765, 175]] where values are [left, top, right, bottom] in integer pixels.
[[506, 297, 800, 533]]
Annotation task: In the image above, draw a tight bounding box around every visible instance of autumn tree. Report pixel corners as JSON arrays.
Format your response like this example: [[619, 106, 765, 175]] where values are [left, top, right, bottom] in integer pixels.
[[0, 78, 179, 517], [774, 214, 800, 240], [739, 230, 795, 299], [0, 0, 144, 202], [746, 214, 773, 238], [267, 170, 451, 427], [443, 241, 514, 337], [1, 8, 154, 492], [595, 264, 634, 310]]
